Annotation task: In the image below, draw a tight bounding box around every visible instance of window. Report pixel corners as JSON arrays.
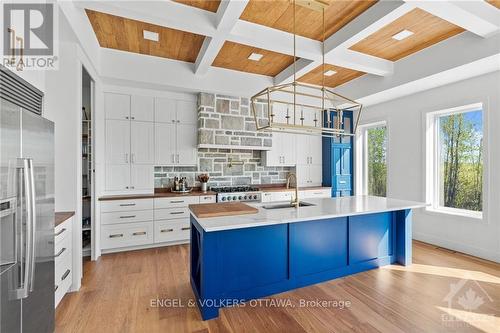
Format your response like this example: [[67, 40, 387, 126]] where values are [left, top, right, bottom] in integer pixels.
[[357, 121, 387, 197], [426, 104, 483, 217]]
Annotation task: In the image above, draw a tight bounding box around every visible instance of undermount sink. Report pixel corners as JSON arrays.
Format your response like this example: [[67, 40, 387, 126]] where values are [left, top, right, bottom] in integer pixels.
[[262, 202, 315, 210]]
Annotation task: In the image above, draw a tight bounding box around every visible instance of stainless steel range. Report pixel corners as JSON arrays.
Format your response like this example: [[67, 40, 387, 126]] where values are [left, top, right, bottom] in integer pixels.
[[211, 186, 262, 203]]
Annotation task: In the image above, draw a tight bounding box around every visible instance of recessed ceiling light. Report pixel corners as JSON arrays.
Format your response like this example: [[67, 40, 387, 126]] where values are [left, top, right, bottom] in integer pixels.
[[248, 53, 263, 61], [392, 29, 414, 41], [143, 30, 159, 42], [324, 70, 337, 76]]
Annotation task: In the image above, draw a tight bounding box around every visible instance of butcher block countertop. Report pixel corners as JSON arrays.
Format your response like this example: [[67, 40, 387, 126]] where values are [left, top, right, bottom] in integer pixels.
[[99, 189, 216, 201], [55, 211, 75, 227], [189, 202, 258, 218]]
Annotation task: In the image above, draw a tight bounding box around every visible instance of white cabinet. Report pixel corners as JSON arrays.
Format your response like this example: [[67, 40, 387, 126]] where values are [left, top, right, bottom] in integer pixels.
[[131, 95, 154, 122], [261, 132, 296, 166], [155, 97, 197, 166], [54, 216, 73, 308], [297, 164, 322, 187], [105, 120, 130, 164], [297, 133, 322, 165], [131, 165, 154, 190], [105, 93, 130, 120], [131, 121, 154, 164], [105, 165, 131, 191]]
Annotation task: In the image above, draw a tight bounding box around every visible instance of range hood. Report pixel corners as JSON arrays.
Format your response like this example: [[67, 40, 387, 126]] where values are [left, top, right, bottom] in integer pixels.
[[197, 93, 272, 151]]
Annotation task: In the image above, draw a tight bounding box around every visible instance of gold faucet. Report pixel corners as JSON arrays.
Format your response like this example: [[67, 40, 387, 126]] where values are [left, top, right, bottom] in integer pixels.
[[286, 172, 299, 208]]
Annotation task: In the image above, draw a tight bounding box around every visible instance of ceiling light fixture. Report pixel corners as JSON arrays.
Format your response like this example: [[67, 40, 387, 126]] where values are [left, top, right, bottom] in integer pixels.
[[392, 29, 414, 41], [248, 53, 263, 61], [250, 0, 362, 138], [143, 30, 159, 42], [324, 70, 337, 76]]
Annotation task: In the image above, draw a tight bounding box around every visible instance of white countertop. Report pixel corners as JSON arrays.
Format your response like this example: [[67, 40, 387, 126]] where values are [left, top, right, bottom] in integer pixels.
[[190, 195, 428, 232]]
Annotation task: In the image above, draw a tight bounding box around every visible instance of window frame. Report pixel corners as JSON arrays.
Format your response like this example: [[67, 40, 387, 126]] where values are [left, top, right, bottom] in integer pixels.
[[425, 103, 485, 219], [355, 120, 388, 197]]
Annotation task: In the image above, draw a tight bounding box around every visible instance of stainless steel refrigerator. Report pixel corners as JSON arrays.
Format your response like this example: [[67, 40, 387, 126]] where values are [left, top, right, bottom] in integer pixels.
[[1, 72, 55, 332]]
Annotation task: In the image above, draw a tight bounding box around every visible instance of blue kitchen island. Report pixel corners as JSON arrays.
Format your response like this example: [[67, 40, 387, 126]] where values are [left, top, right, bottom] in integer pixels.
[[189, 195, 426, 320]]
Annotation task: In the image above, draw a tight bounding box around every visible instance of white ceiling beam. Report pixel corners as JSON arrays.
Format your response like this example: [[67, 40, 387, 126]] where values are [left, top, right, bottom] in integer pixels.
[[73, 0, 217, 37], [335, 32, 500, 106], [405, 0, 500, 37], [194, 0, 249, 75]]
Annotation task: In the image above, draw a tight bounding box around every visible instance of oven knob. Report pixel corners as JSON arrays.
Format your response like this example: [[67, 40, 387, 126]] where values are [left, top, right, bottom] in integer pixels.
[[243, 196, 248, 200], [233, 196, 237, 201], [253, 195, 258, 199], [238, 196, 242, 200], [221, 197, 226, 201], [227, 196, 231, 201]]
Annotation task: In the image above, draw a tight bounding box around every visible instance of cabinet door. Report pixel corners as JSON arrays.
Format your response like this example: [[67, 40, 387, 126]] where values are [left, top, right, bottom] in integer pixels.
[[309, 164, 322, 186], [105, 120, 130, 164], [296, 164, 309, 187], [131, 95, 154, 122], [131, 165, 154, 190], [296, 134, 309, 165], [176, 100, 197, 124], [176, 123, 197, 165], [309, 135, 322, 165], [155, 97, 176, 123], [282, 133, 296, 166], [131, 121, 154, 164], [105, 164, 130, 191], [105, 93, 130, 120], [262, 132, 283, 166], [155, 123, 176, 165]]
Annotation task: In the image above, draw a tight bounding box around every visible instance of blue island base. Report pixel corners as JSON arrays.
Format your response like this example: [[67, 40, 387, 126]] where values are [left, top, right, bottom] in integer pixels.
[[190, 210, 412, 320]]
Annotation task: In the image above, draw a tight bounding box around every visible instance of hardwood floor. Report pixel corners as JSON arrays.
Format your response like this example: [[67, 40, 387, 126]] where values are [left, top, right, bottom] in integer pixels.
[[56, 241, 500, 333]]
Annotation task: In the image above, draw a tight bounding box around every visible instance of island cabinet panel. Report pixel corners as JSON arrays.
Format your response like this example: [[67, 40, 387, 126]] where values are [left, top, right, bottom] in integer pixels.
[[217, 225, 288, 294], [289, 218, 347, 277], [348, 212, 394, 264]]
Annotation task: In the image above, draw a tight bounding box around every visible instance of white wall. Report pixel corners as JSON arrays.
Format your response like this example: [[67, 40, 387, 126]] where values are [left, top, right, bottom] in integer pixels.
[[358, 71, 500, 262]]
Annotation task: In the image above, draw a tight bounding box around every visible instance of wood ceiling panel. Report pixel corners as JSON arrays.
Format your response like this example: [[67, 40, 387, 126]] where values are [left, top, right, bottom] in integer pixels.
[[212, 41, 295, 76], [240, 0, 377, 41], [85, 9, 205, 63], [349, 8, 464, 61], [173, 0, 221, 13], [486, 0, 500, 9], [298, 64, 364, 88]]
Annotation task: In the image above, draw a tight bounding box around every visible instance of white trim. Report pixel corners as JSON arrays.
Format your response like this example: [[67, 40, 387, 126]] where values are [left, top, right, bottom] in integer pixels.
[[424, 102, 486, 220]]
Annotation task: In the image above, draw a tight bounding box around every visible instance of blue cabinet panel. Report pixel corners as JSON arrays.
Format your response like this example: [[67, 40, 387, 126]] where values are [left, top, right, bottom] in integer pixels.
[[290, 218, 348, 277], [217, 224, 288, 294], [349, 213, 393, 264]]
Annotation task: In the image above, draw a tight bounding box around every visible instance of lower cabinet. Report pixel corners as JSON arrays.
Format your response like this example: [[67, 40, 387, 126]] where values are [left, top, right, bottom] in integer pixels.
[[55, 217, 73, 308], [100, 195, 215, 252], [349, 212, 393, 264]]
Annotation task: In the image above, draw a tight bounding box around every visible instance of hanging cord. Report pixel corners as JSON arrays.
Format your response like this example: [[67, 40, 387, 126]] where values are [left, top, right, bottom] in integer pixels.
[[293, 0, 297, 125]]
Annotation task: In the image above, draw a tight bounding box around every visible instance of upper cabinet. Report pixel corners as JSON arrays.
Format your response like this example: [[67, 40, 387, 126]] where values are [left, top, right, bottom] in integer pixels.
[[131, 95, 154, 122], [105, 93, 130, 120], [261, 132, 296, 167], [155, 98, 197, 124]]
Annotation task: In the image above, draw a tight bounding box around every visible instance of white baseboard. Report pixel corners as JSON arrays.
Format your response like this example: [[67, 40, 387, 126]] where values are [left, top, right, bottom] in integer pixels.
[[413, 232, 500, 263]]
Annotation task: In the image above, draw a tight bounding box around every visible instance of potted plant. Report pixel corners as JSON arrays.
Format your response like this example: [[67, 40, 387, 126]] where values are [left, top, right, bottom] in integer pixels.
[[198, 174, 210, 193]]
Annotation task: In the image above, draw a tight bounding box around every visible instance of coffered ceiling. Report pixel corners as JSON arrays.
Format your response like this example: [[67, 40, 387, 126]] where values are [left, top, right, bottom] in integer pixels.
[[173, 0, 221, 13], [349, 8, 464, 61], [80, 0, 500, 92], [298, 64, 365, 88], [212, 41, 294, 76], [239, 0, 377, 41], [85, 9, 205, 63]]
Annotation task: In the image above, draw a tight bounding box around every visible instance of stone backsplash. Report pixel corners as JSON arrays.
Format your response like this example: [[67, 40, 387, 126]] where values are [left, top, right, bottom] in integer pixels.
[[154, 93, 292, 189]]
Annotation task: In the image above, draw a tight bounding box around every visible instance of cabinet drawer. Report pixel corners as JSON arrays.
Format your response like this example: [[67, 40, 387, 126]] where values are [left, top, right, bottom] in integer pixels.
[[101, 221, 154, 250], [154, 196, 199, 208], [100, 198, 153, 213], [54, 231, 71, 266], [54, 219, 72, 244], [300, 189, 331, 199], [55, 246, 72, 306], [101, 210, 153, 225], [336, 175, 351, 190], [199, 195, 216, 203], [154, 219, 190, 243], [155, 207, 190, 220]]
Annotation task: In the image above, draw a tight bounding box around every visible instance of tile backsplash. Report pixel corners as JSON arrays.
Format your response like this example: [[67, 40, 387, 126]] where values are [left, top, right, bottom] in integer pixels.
[[154, 93, 292, 188]]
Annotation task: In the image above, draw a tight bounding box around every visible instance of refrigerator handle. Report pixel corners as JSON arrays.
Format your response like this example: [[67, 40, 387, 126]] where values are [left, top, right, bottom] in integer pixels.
[[28, 159, 36, 292], [13, 158, 32, 299]]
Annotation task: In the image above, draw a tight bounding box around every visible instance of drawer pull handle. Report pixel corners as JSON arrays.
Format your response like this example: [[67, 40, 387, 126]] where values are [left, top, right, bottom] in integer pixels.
[[119, 203, 136, 207], [109, 233, 123, 238], [61, 269, 71, 281], [339, 181, 346, 184], [55, 228, 66, 236], [132, 231, 146, 236], [119, 215, 136, 219], [170, 200, 184, 203], [55, 247, 66, 258], [55, 285, 58, 292], [170, 211, 184, 215], [181, 227, 190, 231], [161, 228, 174, 233]]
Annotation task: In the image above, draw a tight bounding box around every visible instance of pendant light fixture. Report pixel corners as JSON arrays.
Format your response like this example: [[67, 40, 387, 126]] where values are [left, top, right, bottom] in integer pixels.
[[250, 0, 363, 137]]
